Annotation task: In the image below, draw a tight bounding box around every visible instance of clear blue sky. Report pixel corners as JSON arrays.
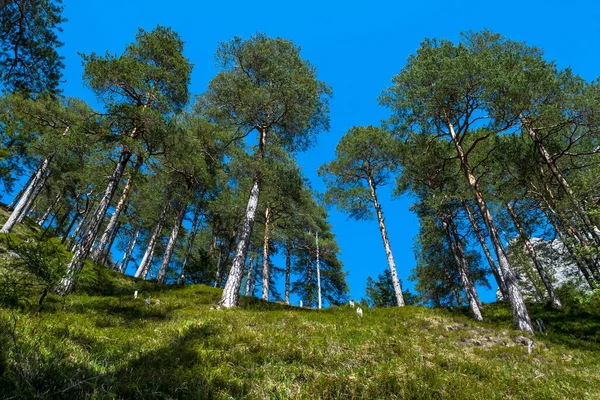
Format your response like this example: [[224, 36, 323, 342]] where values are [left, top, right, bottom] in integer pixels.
[[56, 0, 600, 303]]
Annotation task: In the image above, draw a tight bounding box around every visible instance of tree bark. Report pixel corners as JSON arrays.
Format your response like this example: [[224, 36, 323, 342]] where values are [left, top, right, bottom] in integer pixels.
[[442, 214, 483, 321], [220, 127, 267, 308], [367, 176, 405, 307], [447, 120, 533, 332], [118, 228, 139, 274], [36, 193, 61, 226], [134, 202, 168, 279], [522, 116, 600, 246], [178, 209, 200, 284], [462, 200, 508, 299], [505, 201, 562, 308], [157, 203, 186, 283], [316, 230, 322, 309], [91, 159, 139, 262], [60, 150, 132, 294], [1, 157, 51, 233], [261, 206, 271, 301], [285, 240, 291, 304], [245, 253, 254, 296], [8, 172, 34, 210]]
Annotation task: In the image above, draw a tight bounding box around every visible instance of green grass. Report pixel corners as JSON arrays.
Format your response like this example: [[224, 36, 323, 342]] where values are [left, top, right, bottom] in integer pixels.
[[1, 208, 599, 399]]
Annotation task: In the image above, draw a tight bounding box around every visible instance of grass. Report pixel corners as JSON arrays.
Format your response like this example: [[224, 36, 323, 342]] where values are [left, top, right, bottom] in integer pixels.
[[0, 208, 599, 399]]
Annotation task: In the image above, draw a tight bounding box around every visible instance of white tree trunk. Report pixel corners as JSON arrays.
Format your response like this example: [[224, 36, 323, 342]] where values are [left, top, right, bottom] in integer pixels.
[[178, 209, 200, 284], [1, 157, 50, 233], [36, 193, 61, 226], [368, 176, 405, 307], [91, 166, 136, 262], [506, 201, 562, 308], [463, 200, 508, 298], [134, 203, 168, 279], [447, 120, 533, 333], [261, 206, 271, 301], [285, 241, 291, 304], [157, 203, 186, 283], [316, 231, 322, 309], [245, 253, 254, 296], [119, 228, 139, 273], [220, 127, 267, 308], [60, 151, 132, 294], [443, 215, 483, 321]]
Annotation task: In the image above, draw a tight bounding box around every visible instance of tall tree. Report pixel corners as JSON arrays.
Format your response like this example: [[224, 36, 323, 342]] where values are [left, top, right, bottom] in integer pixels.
[[203, 33, 331, 308], [60, 26, 191, 294], [0, 0, 65, 96], [320, 126, 405, 307], [381, 31, 534, 332]]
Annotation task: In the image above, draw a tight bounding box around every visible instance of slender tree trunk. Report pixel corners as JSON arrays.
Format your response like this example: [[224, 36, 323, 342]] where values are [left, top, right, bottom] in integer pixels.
[[368, 176, 405, 307], [119, 228, 139, 273], [442, 214, 483, 321], [36, 193, 61, 226], [316, 231, 322, 309], [66, 199, 95, 250], [102, 220, 121, 267], [60, 150, 132, 294], [92, 158, 140, 262], [17, 170, 49, 223], [285, 240, 291, 304], [53, 206, 72, 236], [538, 202, 597, 287], [1, 157, 51, 233], [505, 201, 562, 308], [221, 127, 268, 308], [178, 209, 200, 284], [157, 203, 186, 283], [245, 253, 254, 296], [462, 200, 508, 299], [522, 116, 600, 246], [447, 120, 533, 332], [134, 202, 168, 279], [261, 206, 271, 301], [8, 173, 34, 210], [249, 253, 258, 296]]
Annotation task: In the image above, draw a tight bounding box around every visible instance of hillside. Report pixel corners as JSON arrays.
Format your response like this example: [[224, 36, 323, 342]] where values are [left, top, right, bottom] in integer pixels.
[[1, 210, 600, 399]]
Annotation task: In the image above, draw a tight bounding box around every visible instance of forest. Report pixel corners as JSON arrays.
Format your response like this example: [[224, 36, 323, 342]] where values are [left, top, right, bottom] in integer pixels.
[[1, 1, 600, 398]]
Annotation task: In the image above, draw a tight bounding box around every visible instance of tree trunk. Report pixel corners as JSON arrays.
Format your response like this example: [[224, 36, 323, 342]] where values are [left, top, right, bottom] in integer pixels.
[[522, 116, 600, 246], [8, 172, 34, 210], [505, 201, 562, 308], [60, 150, 132, 294], [157, 203, 186, 283], [17, 167, 50, 224], [134, 202, 168, 279], [368, 176, 405, 307], [119, 228, 139, 274], [462, 200, 508, 299], [442, 214, 483, 321], [245, 253, 254, 296], [220, 127, 267, 308], [447, 120, 533, 332], [261, 206, 271, 301], [102, 221, 121, 267], [36, 193, 61, 226], [316, 231, 322, 309], [178, 209, 200, 284], [91, 157, 140, 262], [285, 240, 291, 304], [1, 157, 51, 233], [249, 253, 258, 296], [66, 198, 95, 250]]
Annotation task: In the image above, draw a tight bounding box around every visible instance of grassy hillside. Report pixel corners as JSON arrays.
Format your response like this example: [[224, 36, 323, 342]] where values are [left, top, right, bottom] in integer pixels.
[[0, 208, 599, 399]]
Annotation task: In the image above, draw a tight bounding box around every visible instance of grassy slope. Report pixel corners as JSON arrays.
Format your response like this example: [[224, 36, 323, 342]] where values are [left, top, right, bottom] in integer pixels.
[[1, 208, 599, 399]]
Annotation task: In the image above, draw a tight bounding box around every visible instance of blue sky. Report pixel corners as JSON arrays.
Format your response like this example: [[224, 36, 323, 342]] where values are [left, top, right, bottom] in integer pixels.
[[54, 0, 600, 303]]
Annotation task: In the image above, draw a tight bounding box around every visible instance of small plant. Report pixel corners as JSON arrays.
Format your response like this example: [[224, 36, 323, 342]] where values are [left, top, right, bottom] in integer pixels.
[[0, 234, 69, 310]]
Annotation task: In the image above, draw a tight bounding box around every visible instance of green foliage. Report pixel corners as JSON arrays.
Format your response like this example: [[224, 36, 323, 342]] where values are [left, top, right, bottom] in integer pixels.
[[0, 233, 68, 308], [0, 0, 65, 96], [365, 270, 417, 307]]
